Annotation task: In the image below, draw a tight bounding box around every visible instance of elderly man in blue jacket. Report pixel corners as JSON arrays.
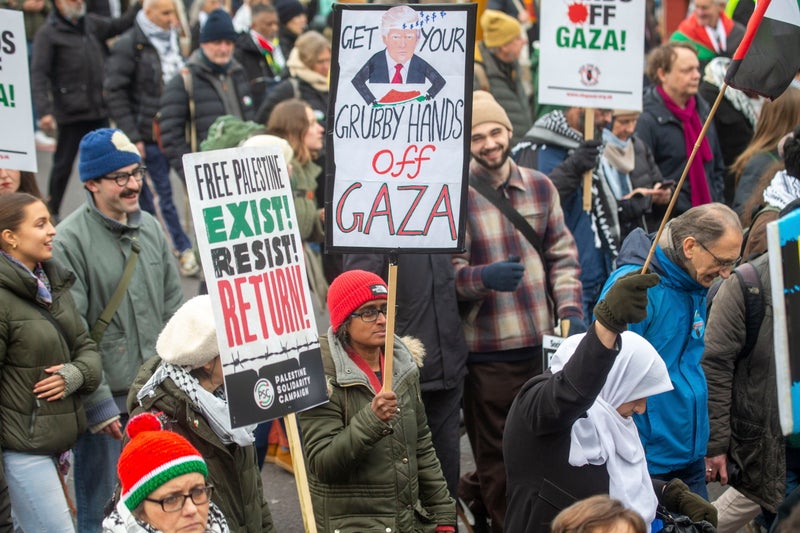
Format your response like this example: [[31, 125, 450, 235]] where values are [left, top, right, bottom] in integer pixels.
[[597, 202, 742, 499]]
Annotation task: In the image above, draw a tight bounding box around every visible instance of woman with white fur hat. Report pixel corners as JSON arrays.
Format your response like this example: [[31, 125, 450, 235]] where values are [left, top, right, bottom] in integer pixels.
[[124, 296, 276, 533]]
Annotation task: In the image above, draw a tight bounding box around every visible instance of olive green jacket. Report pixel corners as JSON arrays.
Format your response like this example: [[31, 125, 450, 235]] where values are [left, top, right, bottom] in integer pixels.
[[297, 331, 456, 532], [128, 358, 276, 533], [0, 257, 101, 454]]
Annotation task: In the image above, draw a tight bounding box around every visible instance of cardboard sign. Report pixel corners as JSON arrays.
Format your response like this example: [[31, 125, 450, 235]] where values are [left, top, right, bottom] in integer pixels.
[[0, 9, 36, 171], [183, 146, 328, 427], [538, 0, 644, 110], [768, 209, 800, 436], [326, 3, 476, 253]]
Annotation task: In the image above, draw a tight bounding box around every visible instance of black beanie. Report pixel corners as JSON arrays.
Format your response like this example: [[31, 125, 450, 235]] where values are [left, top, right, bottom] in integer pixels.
[[275, 0, 305, 26], [200, 9, 237, 43]]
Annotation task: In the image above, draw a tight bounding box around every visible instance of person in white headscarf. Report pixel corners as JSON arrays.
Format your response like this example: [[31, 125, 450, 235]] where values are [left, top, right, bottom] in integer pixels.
[[503, 272, 717, 532]]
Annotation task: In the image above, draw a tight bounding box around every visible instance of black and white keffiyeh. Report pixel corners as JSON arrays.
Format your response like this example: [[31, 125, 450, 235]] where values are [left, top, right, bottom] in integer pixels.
[[102, 498, 229, 532]]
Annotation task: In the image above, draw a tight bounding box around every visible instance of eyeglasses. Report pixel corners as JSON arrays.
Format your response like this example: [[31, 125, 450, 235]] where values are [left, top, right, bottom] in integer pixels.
[[144, 484, 213, 513], [350, 306, 388, 323], [696, 239, 741, 270], [100, 166, 146, 187]]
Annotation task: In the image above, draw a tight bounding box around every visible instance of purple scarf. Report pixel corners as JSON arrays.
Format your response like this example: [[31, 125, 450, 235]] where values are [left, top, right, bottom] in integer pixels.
[[657, 86, 713, 206]]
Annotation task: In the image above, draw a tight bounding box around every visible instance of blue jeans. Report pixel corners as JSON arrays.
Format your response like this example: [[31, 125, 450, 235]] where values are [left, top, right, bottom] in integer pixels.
[[653, 457, 709, 500], [74, 430, 123, 533], [4, 450, 75, 532], [139, 144, 192, 253]]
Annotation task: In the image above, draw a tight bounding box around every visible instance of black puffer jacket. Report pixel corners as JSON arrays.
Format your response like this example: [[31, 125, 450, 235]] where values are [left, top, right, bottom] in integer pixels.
[[105, 22, 175, 144], [31, 6, 138, 125], [158, 49, 255, 174], [234, 32, 284, 112], [0, 257, 102, 455], [635, 86, 726, 216], [255, 76, 328, 125]]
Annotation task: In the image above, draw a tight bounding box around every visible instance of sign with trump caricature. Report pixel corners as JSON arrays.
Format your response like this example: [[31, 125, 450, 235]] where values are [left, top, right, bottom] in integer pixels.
[[327, 3, 476, 253]]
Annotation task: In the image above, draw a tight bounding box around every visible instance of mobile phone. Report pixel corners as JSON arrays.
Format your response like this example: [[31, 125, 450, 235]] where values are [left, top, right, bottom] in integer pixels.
[[659, 180, 676, 189]]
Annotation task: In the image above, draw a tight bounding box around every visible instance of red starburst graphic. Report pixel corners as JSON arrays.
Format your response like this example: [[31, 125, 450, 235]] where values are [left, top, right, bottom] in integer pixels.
[[566, 2, 588, 24]]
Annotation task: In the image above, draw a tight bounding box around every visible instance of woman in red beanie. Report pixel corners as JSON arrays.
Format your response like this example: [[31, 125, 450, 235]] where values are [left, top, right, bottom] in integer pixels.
[[102, 412, 229, 533], [296, 269, 457, 532]]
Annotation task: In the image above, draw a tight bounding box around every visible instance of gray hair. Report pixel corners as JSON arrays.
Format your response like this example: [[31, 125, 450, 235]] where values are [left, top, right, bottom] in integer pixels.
[[381, 5, 420, 39], [661, 203, 742, 260]]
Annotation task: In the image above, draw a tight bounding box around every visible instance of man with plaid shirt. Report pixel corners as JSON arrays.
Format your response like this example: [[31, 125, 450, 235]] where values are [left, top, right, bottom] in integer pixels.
[[453, 91, 584, 533]]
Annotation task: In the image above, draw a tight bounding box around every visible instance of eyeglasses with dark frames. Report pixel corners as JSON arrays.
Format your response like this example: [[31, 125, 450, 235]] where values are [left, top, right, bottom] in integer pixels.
[[696, 239, 741, 270], [350, 306, 388, 323], [144, 484, 214, 513], [101, 166, 147, 187]]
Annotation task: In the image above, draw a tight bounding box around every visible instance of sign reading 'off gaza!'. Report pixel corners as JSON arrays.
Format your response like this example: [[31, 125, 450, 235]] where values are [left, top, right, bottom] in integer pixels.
[[538, 0, 645, 111]]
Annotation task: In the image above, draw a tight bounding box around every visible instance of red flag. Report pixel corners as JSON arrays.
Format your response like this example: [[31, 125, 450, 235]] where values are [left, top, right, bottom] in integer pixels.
[[724, 0, 800, 100]]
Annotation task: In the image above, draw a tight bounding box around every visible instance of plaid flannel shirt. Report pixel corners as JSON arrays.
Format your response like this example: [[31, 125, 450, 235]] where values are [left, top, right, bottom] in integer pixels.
[[453, 159, 583, 353]]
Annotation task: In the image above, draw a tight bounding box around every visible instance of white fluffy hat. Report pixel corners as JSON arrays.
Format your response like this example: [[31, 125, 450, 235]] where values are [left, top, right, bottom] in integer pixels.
[[156, 295, 219, 369]]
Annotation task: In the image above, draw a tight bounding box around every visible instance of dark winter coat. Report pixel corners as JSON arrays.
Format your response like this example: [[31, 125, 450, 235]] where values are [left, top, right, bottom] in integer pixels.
[[234, 32, 284, 112], [296, 332, 456, 532], [31, 6, 138, 125], [702, 253, 785, 512], [255, 75, 328, 125], [503, 326, 618, 533], [0, 257, 101, 454], [635, 86, 726, 216], [158, 49, 255, 174], [474, 41, 532, 146], [105, 22, 178, 144], [128, 358, 276, 533]]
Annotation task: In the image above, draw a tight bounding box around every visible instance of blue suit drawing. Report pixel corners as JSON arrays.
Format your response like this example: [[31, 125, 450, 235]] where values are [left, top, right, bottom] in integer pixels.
[[352, 50, 446, 105]]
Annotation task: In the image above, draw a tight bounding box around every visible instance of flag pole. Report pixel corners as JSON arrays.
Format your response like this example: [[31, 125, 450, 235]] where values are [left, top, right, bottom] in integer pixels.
[[640, 83, 729, 273]]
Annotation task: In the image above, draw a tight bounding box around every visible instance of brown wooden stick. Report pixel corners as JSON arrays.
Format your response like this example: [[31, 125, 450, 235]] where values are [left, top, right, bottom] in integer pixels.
[[284, 413, 318, 533], [382, 261, 398, 391], [640, 83, 729, 273], [582, 109, 595, 212]]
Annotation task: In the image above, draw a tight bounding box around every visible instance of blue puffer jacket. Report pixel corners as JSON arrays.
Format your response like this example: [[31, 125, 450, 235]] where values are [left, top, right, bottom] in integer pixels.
[[597, 228, 709, 474]]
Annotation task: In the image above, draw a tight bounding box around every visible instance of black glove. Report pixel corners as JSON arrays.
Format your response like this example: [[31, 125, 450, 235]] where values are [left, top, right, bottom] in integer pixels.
[[593, 272, 660, 334], [481, 258, 525, 292], [567, 139, 602, 174], [662, 478, 718, 527]]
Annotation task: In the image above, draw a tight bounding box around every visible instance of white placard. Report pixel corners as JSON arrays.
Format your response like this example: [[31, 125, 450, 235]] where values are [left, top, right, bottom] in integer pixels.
[[538, 0, 645, 111], [0, 9, 36, 171], [327, 4, 475, 252], [182, 146, 327, 427]]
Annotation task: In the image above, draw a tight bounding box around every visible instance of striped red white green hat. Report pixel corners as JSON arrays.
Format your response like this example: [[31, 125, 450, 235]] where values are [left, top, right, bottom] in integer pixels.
[[118, 412, 208, 510]]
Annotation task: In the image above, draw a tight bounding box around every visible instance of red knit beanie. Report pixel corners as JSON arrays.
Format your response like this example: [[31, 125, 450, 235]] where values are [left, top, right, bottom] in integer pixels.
[[118, 413, 208, 511], [327, 270, 388, 333]]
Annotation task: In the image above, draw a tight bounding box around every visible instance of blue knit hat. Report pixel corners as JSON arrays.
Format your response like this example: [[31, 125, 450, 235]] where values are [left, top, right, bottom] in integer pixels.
[[78, 128, 141, 182], [200, 9, 237, 43]]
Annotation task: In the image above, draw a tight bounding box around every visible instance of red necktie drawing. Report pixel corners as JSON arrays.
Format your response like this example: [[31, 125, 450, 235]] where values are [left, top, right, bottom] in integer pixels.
[[391, 64, 403, 84]]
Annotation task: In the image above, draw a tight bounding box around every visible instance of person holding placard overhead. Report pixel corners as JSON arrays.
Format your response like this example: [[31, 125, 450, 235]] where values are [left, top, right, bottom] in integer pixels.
[[296, 269, 457, 533]]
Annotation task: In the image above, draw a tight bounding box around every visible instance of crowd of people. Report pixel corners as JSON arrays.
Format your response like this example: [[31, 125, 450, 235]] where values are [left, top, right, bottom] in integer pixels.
[[2, 0, 800, 531]]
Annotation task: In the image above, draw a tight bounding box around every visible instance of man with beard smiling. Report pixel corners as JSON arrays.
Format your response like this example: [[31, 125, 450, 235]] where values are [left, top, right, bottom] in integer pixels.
[[452, 91, 583, 532], [53, 128, 184, 533]]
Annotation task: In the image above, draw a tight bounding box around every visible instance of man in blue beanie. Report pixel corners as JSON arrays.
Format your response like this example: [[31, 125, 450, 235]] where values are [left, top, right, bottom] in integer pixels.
[[158, 8, 255, 178], [52, 127, 184, 533]]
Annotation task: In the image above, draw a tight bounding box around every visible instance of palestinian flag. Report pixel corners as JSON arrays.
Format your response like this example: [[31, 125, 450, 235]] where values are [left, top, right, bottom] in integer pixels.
[[725, 0, 800, 100]]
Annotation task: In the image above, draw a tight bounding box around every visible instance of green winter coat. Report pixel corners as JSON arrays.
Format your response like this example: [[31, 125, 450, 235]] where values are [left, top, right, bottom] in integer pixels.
[[297, 331, 456, 532], [127, 357, 276, 533], [291, 158, 323, 243], [0, 257, 102, 454]]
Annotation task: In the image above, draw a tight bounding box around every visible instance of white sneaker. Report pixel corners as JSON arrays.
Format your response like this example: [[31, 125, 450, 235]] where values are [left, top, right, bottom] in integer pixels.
[[35, 130, 57, 150], [179, 249, 200, 277]]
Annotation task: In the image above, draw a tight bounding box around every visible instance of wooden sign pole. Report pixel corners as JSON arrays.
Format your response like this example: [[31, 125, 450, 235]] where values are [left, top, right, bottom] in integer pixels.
[[284, 413, 317, 533], [582, 109, 595, 212], [382, 255, 399, 391]]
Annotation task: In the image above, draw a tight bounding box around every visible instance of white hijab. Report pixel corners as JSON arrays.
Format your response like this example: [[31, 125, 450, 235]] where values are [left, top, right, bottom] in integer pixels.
[[549, 331, 673, 524]]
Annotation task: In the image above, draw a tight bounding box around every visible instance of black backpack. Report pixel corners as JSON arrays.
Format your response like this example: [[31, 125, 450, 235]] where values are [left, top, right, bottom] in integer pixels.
[[706, 261, 765, 360]]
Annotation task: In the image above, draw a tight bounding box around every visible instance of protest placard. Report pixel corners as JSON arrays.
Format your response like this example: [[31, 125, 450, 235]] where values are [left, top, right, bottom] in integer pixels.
[[768, 209, 800, 436], [538, 0, 645, 110], [0, 9, 36, 171], [183, 146, 328, 428], [326, 3, 475, 252]]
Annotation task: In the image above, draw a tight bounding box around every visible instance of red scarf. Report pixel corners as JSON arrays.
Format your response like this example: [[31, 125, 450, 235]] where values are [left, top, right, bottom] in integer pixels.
[[346, 347, 385, 393], [657, 85, 713, 206]]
